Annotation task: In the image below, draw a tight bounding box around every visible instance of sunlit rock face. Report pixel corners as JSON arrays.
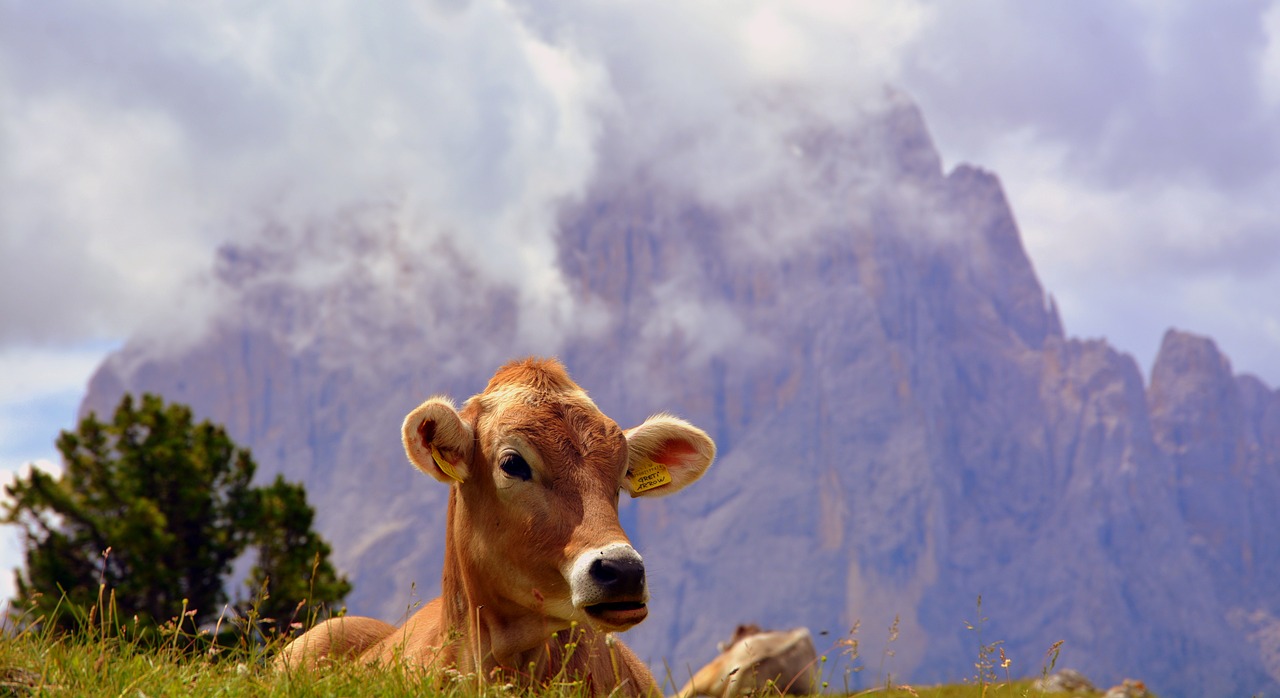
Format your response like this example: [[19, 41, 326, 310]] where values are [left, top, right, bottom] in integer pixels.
[[82, 92, 1278, 698]]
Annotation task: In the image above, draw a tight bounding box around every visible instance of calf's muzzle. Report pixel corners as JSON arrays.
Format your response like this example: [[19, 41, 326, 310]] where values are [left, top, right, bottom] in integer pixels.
[[569, 543, 649, 631]]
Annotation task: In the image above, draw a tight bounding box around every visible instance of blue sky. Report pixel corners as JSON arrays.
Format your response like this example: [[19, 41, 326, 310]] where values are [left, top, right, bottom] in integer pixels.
[[2, 1, 1279, 596]]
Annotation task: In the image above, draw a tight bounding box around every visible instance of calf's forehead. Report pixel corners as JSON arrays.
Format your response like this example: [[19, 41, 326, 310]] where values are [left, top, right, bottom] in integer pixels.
[[470, 385, 625, 469]]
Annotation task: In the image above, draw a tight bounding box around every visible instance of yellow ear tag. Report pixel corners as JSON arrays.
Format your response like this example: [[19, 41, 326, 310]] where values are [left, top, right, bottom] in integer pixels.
[[628, 459, 673, 496], [430, 445, 464, 483]]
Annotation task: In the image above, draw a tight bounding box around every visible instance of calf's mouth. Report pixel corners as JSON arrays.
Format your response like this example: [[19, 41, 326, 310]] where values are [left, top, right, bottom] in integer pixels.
[[585, 600, 648, 629]]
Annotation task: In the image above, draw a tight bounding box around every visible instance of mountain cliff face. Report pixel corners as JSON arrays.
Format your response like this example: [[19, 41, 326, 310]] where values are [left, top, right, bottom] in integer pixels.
[[1148, 330, 1280, 684], [81, 94, 1279, 697]]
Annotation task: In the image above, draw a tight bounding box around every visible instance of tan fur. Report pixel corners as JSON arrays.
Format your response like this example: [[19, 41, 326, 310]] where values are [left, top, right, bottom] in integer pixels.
[[671, 627, 818, 698], [278, 358, 715, 696]]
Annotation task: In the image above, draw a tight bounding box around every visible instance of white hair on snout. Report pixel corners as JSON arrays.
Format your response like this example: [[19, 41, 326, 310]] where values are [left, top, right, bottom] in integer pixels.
[[567, 542, 646, 609]]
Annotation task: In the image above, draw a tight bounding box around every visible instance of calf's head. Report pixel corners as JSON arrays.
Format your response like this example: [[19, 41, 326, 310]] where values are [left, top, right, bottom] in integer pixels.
[[402, 359, 715, 633]]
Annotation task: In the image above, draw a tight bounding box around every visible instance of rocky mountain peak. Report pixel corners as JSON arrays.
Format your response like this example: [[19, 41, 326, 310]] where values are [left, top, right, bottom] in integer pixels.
[[1148, 329, 1239, 445], [1147, 329, 1280, 651], [78, 92, 1280, 698]]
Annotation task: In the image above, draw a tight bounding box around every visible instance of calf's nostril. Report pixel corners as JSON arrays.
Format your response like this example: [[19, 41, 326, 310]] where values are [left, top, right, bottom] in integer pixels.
[[589, 558, 618, 584], [588, 555, 645, 596]]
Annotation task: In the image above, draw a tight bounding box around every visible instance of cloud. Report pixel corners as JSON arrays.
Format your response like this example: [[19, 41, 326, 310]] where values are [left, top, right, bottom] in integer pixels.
[[0, 459, 62, 602], [0, 0, 610, 348], [0, 340, 105, 602], [0, 0, 941, 359], [0, 345, 98, 603], [901, 2, 1280, 185], [0, 343, 109, 476], [1263, 4, 1280, 108], [1, 0, 1278, 388], [895, 0, 1280, 384], [982, 129, 1280, 378], [536, 1, 929, 173]]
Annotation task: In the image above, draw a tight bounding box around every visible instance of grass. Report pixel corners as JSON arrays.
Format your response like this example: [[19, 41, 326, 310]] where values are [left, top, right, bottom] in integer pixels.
[[0, 621, 1079, 698], [0, 593, 1125, 698], [858, 684, 1051, 697], [0, 620, 1063, 698], [0, 618, 592, 697], [0, 630, 1107, 698], [0, 594, 654, 698]]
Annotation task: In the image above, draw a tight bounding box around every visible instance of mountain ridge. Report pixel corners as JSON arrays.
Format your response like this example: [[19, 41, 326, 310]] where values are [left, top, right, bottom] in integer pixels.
[[81, 92, 1279, 698]]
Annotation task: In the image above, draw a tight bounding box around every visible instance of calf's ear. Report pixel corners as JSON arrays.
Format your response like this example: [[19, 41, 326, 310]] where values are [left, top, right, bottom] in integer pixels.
[[403, 397, 474, 483], [623, 414, 716, 497]]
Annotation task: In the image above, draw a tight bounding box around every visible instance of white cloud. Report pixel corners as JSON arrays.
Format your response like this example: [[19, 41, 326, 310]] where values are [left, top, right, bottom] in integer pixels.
[[0, 346, 112, 407], [1, 94, 213, 344], [1261, 2, 1280, 108], [735, 1, 929, 85], [0, 460, 62, 602], [0, 0, 612, 350], [1, 0, 1278, 391], [0, 343, 108, 480], [896, 1, 1280, 384], [984, 129, 1280, 382], [0, 344, 101, 603]]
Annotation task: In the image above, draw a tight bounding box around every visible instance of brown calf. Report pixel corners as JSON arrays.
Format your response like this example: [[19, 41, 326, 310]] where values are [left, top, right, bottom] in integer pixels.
[[277, 358, 716, 696]]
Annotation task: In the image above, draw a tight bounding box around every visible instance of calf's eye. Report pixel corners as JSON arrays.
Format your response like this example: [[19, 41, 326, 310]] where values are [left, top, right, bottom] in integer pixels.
[[499, 453, 533, 481]]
